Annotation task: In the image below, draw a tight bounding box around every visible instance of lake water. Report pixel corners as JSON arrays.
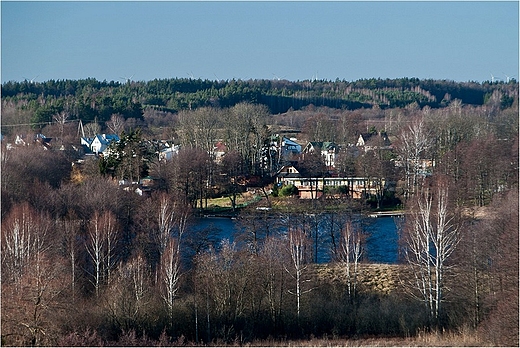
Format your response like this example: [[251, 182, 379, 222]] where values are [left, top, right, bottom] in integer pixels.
[[191, 214, 400, 264], [365, 216, 400, 263]]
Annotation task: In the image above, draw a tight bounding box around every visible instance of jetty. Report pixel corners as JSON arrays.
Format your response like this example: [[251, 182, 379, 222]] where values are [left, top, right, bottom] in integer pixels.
[[368, 211, 405, 218]]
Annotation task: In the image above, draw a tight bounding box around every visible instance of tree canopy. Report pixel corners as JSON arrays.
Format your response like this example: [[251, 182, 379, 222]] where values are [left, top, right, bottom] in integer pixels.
[[2, 77, 517, 124]]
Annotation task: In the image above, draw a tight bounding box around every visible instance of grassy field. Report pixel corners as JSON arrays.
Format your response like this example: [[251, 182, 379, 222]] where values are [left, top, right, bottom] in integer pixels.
[[205, 192, 262, 209], [314, 263, 407, 295], [237, 330, 485, 347]]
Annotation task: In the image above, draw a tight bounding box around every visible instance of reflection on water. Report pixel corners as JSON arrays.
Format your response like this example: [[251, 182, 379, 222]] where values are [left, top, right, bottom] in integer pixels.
[[191, 215, 400, 264]]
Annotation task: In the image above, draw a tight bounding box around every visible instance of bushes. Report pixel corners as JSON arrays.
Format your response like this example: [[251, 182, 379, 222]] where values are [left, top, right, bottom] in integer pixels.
[[279, 184, 298, 197]]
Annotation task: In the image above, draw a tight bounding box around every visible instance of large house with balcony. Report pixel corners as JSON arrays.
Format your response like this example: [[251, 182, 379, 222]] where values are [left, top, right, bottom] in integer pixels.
[[275, 165, 386, 199]]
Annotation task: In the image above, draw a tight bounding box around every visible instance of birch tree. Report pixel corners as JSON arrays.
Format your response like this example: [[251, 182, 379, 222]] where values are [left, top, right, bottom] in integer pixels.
[[1, 203, 50, 283], [157, 195, 190, 322], [156, 194, 176, 251], [58, 217, 82, 302], [160, 236, 181, 322], [401, 181, 461, 327], [285, 228, 313, 321], [85, 210, 119, 296], [106, 113, 125, 135], [339, 220, 363, 297], [105, 252, 151, 332], [1, 204, 65, 346], [396, 117, 432, 199]]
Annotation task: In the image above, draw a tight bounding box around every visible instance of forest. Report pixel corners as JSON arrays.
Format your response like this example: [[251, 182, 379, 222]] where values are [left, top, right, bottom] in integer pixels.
[[1, 77, 518, 346], [1, 77, 517, 126]]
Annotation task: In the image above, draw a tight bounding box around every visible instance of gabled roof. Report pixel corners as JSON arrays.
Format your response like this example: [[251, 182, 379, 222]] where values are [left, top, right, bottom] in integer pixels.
[[94, 134, 108, 145], [303, 141, 322, 152], [81, 137, 94, 146], [303, 141, 339, 153], [360, 132, 392, 148], [274, 165, 301, 178], [90, 134, 120, 145]]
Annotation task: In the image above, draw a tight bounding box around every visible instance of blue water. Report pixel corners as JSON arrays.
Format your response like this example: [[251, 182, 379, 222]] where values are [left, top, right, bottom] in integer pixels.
[[190, 215, 400, 264], [365, 217, 400, 263]]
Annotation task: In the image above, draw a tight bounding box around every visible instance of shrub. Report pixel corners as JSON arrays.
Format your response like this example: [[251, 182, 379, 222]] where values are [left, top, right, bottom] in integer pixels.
[[279, 184, 298, 197]]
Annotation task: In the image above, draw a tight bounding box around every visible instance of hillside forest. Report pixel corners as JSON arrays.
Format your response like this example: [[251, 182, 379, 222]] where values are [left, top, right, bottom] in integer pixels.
[[1, 77, 518, 346]]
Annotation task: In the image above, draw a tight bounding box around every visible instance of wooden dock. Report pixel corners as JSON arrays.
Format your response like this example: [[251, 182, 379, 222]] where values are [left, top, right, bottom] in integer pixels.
[[368, 211, 405, 218]]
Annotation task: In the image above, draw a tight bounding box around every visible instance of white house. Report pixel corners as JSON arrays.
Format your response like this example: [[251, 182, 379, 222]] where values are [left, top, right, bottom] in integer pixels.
[[81, 134, 120, 155], [159, 144, 180, 161], [356, 134, 366, 147], [302, 141, 340, 168]]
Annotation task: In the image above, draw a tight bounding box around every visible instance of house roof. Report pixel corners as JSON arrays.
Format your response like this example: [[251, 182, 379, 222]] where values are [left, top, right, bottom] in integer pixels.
[[277, 172, 302, 179], [81, 137, 94, 145], [304, 141, 339, 152], [274, 165, 301, 177], [103, 134, 120, 141], [214, 141, 227, 152], [282, 137, 301, 147], [89, 134, 120, 145]]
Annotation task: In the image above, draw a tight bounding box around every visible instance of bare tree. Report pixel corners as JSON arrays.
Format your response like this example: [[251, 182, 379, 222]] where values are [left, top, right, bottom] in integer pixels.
[[220, 150, 245, 212], [167, 148, 211, 208], [285, 228, 313, 321], [53, 110, 70, 144], [396, 117, 432, 199], [298, 150, 326, 203], [1, 203, 51, 283], [2, 250, 67, 346], [58, 216, 82, 302], [1, 204, 66, 346], [225, 103, 270, 175], [156, 194, 176, 251], [477, 189, 519, 345], [177, 107, 220, 156], [339, 220, 363, 297], [193, 240, 254, 343], [155, 194, 190, 323], [83, 121, 101, 138], [159, 236, 181, 323], [301, 113, 336, 142], [259, 236, 287, 327], [106, 113, 125, 135], [400, 180, 461, 326], [105, 252, 151, 332], [127, 252, 149, 315], [85, 210, 119, 296]]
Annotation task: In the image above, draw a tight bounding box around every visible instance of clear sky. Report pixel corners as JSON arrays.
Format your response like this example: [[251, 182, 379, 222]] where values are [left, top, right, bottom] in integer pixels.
[[1, 1, 518, 84]]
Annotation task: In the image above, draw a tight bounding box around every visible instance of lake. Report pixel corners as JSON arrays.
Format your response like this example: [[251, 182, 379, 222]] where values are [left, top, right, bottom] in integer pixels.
[[191, 214, 400, 264]]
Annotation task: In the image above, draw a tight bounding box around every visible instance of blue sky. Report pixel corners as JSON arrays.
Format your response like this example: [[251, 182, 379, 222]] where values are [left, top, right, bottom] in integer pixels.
[[1, 1, 518, 83]]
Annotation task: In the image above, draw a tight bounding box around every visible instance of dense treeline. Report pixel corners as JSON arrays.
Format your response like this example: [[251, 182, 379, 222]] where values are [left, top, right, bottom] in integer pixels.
[[1, 78, 518, 345], [1, 77, 517, 127]]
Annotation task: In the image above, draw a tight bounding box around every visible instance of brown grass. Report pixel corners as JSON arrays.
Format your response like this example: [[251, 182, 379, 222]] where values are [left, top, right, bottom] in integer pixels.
[[235, 329, 486, 347], [313, 263, 413, 295]]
